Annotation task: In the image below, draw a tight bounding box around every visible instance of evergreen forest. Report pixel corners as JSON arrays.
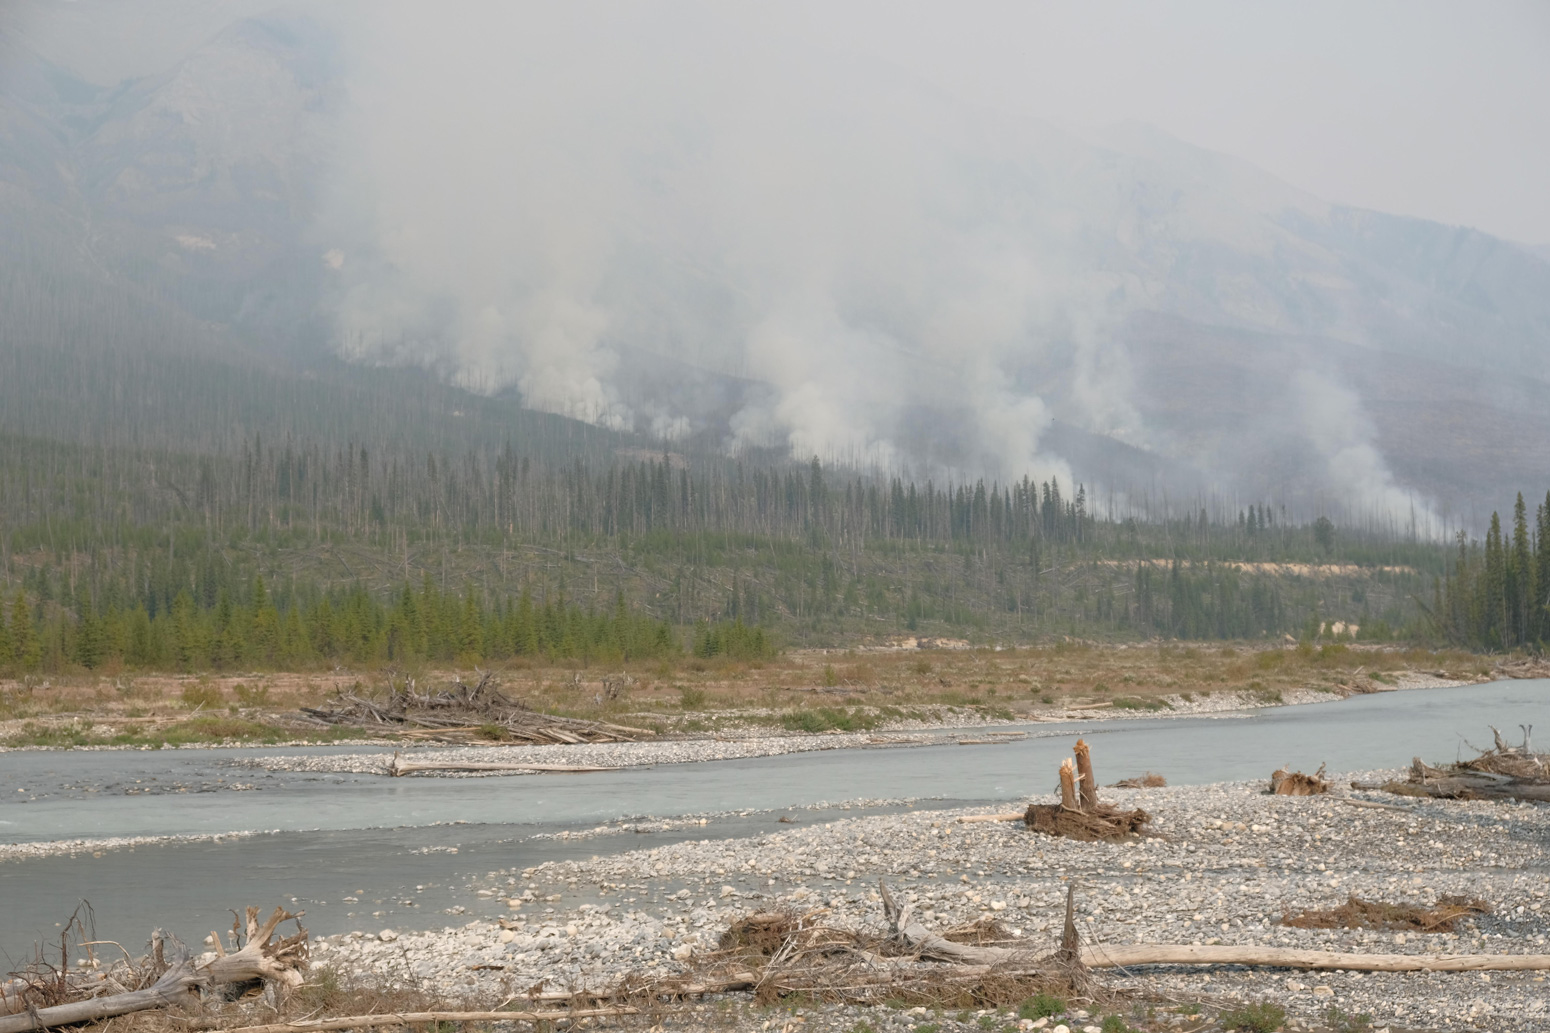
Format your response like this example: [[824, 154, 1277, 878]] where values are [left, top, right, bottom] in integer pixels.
[[0, 336, 1545, 673]]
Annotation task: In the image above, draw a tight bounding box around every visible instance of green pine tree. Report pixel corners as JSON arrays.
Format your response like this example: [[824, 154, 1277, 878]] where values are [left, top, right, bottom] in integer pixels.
[[0, 593, 12, 666], [11, 591, 41, 669], [1482, 512, 1506, 648]]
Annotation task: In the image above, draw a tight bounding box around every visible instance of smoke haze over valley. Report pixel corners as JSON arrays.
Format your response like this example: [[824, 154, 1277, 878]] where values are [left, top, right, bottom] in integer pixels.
[[3, 0, 1548, 526]]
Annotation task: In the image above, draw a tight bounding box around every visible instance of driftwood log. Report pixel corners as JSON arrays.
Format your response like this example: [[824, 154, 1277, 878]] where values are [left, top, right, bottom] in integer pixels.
[[876, 880, 1550, 975], [301, 672, 652, 745], [1080, 944, 1550, 972], [1374, 736, 1550, 803], [0, 907, 306, 1033], [220, 1007, 639, 1033]]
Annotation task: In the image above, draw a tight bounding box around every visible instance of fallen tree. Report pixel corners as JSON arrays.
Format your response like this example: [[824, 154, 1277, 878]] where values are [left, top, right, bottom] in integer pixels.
[[0, 907, 307, 1033], [301, 672, 652, 745], [680, 879, 1550, 1011], [1367, 727, 1550, 803], [218, 1007, 639, 1033]]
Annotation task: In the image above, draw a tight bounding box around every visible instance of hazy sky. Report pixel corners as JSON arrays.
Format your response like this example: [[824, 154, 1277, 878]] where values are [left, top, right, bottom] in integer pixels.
[[10, 0, 1550, 243]]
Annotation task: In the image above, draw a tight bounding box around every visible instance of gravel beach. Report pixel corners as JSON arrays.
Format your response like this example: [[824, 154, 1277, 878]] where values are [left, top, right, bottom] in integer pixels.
[[310, 774, 1550, 1031], [248, 682, 1407, 778]]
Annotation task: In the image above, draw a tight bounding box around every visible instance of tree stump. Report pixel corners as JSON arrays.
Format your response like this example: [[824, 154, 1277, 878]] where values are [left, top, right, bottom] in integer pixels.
[[1058, 758, 1079, 811], [1073, 738, 1098, 811]]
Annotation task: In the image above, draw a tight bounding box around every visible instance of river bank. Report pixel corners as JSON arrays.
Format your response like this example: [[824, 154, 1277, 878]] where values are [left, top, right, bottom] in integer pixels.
[[307, 774, 1549, 1031], [5, 678, 1548, 1031], [3, 643, 1522, 753]]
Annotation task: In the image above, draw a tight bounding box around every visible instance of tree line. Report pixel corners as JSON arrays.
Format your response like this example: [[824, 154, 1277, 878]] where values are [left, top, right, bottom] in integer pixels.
[[1433, 492, 1550, 650], [0, 575, 730, 672], [0, 416, 1468, 670]]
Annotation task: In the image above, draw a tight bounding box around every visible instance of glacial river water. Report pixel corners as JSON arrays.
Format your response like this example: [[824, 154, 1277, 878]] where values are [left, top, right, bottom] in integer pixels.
[[2, 679, 1545, 960]]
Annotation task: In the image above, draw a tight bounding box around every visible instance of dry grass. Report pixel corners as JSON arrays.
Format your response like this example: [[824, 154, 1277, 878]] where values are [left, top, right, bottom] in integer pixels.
[[1110, 772, 1167, 788], [0, 641, 1494, 747], [1281, 894, 1490, 933]]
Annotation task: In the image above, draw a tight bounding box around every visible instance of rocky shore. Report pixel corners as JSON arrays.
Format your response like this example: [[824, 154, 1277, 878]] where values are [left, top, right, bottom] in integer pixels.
[[311, 774, 1549, 1031], [250, 678, 1469, 778]]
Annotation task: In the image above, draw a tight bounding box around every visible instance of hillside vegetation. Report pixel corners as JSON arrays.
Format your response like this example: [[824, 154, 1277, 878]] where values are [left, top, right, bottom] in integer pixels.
[[1, 350, 1544, 676]]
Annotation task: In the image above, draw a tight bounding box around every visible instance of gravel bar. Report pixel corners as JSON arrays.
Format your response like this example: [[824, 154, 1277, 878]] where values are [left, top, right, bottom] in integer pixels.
[[311, 773, 1549, 1031]]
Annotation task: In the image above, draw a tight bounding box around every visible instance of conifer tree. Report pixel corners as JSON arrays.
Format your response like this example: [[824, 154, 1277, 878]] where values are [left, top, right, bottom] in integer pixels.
[[11, 591, 40, 669], [0, 594, 11, 665], [1509, 494, 1533, 647], [1483, 512, 1506, 647], [1537, 492, 1550, 643]]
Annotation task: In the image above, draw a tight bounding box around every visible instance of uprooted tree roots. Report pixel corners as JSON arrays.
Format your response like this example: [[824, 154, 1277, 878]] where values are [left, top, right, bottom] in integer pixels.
[[1270, 763, 1330, 795], [0, 906, 308, 1033], [687, 883, 1094, 1010], [1023, 739, 1150, 842], [1109, 772, 1167, 788], [1366, 727, 1550, 803], [684, 880, 1550, 1015], [1282, 894, 1490, 933]]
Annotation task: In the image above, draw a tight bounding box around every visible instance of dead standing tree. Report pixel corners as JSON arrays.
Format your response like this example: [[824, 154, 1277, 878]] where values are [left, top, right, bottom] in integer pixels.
[[1025, 739, 1150, 841]]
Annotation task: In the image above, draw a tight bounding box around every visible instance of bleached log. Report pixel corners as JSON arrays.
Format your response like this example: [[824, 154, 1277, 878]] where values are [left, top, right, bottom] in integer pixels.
[[878, 880, 1550, 975], [1073, 739, 1098, 811], [0, 908, 307, 1033], [1080, 944, 1550, 972], [221, 1007, 639, 1033], [1058, 758, 1079, 811]]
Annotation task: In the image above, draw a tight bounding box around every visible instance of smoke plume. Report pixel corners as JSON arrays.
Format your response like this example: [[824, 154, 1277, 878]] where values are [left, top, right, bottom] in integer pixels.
[[317, 1, 1437, 520]]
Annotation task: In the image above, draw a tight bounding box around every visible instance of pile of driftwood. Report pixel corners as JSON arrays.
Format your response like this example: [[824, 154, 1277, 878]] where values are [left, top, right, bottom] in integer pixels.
[[300, 673, 651, 745], [2, 906, 640, 1033], [1270, 763, 1330, 795], [0, 907, 307, 1033], [1023, 740, 1151, 841], [660, 879, 1550, 1013], [1496, 657, 1550, 680], [1365, 726, 1550, 803]]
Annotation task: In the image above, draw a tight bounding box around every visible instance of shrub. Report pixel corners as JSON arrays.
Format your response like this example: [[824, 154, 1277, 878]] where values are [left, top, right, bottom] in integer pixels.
[[1220, 1001, 1287, 1033], [180, 683, 223, 709], [779, 706, 880, 733], [1324, 1006, 1373, 1033], [692, 619, 776, 660], [234, 683, 271, 707], [678, 687, 707, 710], [1018, 994, 1064, 1020]]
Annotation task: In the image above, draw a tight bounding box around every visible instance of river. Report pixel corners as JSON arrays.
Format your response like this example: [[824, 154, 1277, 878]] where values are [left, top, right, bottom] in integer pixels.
[[2, 679, 1544, 959]]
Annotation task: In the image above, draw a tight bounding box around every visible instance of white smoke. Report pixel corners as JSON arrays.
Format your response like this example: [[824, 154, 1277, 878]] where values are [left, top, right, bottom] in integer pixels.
[[316, 1, 1434, 520], [319, 1, 1118, 483], [1291, 369, 1428, 528]]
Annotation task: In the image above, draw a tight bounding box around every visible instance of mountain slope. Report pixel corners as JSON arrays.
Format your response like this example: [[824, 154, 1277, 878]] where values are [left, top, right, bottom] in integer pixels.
[[1, 13, 1546, 517]]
